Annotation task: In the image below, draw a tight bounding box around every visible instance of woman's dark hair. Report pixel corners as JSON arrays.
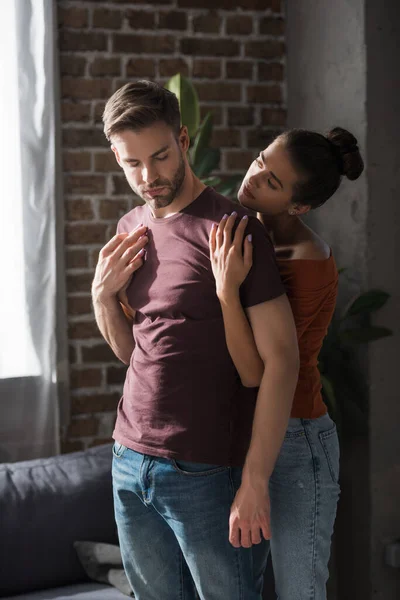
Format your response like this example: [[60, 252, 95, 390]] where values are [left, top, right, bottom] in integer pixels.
[[278, 127, 364, 209]]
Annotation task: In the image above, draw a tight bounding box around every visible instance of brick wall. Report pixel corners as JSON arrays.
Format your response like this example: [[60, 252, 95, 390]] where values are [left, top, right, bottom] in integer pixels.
[[58, 0, 286, 452]]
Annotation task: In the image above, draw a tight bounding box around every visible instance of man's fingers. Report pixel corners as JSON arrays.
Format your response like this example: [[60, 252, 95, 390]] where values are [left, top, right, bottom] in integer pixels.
[[113, 225, 148, 259], [251, 526, 262, 545], [99, 232, 129, 259], [239, 527, 252, 549], [222, 212, 237, 249], [233, 215, 249, 249], [244, 234, 253, 270], [216, 214, 229, 250], [261, 522, 271, 541]]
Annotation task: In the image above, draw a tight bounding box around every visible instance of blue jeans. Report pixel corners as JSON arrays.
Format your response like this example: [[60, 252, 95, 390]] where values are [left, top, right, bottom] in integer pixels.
[[112, 446, 267, 600], [267, 414, 341, 599]]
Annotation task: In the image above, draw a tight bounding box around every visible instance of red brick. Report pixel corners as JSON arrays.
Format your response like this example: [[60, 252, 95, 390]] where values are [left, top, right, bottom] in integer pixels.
[[226, 151, 254, 171], [68, 416, 99, 438], [68, 320, 100, 340], [99, 199, 129, 220], [93, 8, 123, 29], [60, 56, 87, 77], [59, 31, 107, 52], [107, 366, 128, 385], [113, 34, 175, 54], [126, 58, 156, 78], [90, 57, 121, 77], [69, 344, 77, 364], [112, 175, 132, 196], [158, 10, 188, 30], [247, 128, 281, 148], [226, 15, 253, 35], [247, 84, 282, 104], [126, 10, 155, 29], [193, 60, 221, 79], [258, 62, 284, 81], [58, 6, 88, 29], [68, 295, 93, 316], [66, 249, 89, 270], [228, 107, 255, 126], [62, 77, 112, 101], [66, 223, 108, 245], [159, 58, 189, 78], [66, 199, 95, 221], [192, 13, 221, 34], [260, 17, 285, 36], [181, 37, 238, 57], [63, 151, 91, 172], [61, 440, 84, 454], [62, 128, 108, 148], [245, 40, 284, 60], [81, 343, 117, 363], [261, 108, 287, 127], [196, 82, 241, 102], [70, 368, 102, 390], [226, 61, 253, 80], [200, 105, 222, 126], [66, 273, 93, 293], [212, 128, 241, 148], [61, 102, 91, 123], [90, 247, 102, 269], [178, 0, 280, 7], [65, 175, 106, 195], [178, 0, 231, 7], [94, 102, 107, 124], [94, 153, 120, 173]]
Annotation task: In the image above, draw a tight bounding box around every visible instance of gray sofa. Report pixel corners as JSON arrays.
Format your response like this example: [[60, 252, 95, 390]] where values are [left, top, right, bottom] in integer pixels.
[[0, 443, 126, 599]]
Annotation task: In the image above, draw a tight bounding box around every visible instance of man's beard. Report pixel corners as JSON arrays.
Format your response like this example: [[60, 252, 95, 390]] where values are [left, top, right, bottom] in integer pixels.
[[130, 153, 186, 211]]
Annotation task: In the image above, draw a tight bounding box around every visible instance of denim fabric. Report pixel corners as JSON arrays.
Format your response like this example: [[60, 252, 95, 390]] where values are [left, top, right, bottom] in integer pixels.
[[268, 413, 341, 599], [112, 447, 266, 600]]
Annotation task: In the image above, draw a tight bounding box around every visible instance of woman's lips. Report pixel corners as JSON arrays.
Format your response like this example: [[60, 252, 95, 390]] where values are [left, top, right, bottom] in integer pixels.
[[243, 184, 255, 200]]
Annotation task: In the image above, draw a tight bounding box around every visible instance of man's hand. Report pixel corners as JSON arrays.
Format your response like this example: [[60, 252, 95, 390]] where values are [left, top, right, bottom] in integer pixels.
[[229, 476, 271, 548], [92, 225, 148, 301]]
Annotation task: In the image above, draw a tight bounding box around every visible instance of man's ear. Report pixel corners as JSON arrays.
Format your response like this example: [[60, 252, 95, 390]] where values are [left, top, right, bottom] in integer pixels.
[[179, 126, 190, 153], [111, 144, 122, 167]]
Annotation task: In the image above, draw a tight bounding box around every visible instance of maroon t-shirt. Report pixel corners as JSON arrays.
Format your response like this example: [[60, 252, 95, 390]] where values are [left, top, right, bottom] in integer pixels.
[[113, 187, 284, 466]]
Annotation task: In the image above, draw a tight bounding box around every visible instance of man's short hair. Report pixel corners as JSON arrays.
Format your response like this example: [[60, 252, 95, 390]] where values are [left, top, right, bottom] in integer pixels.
[[103, 80, 181, 141]]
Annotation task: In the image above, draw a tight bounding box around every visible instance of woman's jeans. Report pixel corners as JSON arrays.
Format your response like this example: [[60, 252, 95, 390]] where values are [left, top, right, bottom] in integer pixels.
[[112, 413, 340, 600], [268, 413, 341, 599]]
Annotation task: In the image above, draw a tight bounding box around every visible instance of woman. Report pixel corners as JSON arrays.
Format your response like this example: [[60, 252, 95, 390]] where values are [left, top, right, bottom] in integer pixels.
[[209, 127, 364, 599]]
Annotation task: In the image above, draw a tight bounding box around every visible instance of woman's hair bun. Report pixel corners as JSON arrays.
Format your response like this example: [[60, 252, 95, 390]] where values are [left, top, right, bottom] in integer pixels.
[[326, 127, 364, 180]]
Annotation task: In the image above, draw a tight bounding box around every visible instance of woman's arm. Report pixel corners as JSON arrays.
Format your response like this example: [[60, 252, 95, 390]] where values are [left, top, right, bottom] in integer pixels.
[[209, 212, 264, 387]]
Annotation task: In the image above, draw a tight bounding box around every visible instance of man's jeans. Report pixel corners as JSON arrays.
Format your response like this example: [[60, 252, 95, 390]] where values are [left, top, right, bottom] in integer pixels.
[[268, 414, 341, 599], [112, 413, 340, 600], [112, 446, 266, 600]]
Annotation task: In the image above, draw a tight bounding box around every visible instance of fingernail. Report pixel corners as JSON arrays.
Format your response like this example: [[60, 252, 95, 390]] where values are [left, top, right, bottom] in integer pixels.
[[247, 234, 252, 242], [222, 214, 228, 219], [242, 215, 248, 220], [231, 211, 237, 217]]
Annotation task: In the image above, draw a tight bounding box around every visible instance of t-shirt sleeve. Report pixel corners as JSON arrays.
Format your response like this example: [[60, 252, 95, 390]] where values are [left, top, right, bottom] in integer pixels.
[[239, 217, 285, 308]]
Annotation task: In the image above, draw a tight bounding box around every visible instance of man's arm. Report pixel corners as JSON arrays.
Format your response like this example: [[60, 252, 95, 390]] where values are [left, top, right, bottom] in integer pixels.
[[229, 294, 299, 548], [92, 226, 148, 365]]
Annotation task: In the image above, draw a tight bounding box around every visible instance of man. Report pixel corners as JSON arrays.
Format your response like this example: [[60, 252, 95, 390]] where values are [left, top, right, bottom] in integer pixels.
[[92, 80, 299, 600]]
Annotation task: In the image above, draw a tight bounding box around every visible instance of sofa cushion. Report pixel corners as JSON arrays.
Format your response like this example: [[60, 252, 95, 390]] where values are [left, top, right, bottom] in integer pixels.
[[0, 444, 118, 597], [3, 582, 128, 599]]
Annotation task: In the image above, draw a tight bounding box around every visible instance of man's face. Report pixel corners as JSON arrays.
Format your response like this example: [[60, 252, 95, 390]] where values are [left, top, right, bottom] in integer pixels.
[[111, 122, 188, 211]]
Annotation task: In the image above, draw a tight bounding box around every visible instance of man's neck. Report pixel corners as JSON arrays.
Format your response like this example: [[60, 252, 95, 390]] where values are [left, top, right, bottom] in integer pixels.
[[150, 171, 206, 219]]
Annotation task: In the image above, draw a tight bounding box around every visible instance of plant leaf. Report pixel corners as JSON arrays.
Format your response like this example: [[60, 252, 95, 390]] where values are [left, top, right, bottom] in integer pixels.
[[193, 147, 220, 178], [191, 112, 214, 168], [340, 326, 392, 344], [346, 289, 390, 317], [164, 74, 200, 139], [215, 175, 243, 198], [202, 176, 222, 187]]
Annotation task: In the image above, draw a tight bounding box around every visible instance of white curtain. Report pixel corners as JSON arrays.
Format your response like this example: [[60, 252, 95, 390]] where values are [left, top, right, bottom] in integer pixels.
[[0, 0, 62, 462]]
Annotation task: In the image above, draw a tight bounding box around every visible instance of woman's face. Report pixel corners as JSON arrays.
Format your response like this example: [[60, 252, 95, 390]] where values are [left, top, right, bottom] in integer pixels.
[[238, 139, 301, 216]]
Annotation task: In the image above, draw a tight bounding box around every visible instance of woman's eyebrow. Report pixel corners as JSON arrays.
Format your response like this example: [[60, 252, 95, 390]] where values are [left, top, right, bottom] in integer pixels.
[[260, 152, 283, 189]]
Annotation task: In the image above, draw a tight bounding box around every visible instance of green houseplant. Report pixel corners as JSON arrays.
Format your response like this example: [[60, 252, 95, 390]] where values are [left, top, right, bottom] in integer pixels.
[[165, 73, 242, 198]]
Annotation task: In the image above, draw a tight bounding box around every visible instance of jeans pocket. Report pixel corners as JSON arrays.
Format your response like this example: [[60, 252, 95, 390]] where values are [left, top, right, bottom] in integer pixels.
[[172, 460, 228, 477], [112, 441, 128, 459], [319, 426, 340, 484]]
